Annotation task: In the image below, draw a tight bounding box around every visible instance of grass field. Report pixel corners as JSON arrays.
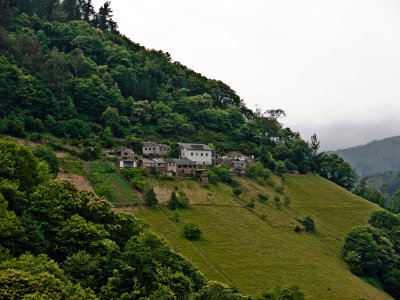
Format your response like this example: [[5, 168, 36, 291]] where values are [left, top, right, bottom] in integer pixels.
[[86, 161, 141, 206], [133, 174, 391, 299]]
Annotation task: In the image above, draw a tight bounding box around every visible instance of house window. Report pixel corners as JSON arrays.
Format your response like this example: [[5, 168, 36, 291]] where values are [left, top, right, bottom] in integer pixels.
[[206, 153, 208, 156], [203, 162, 205, 164], [144, 148, 147, 150], [201, 153, 203, 156], [191, 152, 193, 156], [196, 153, 198, 156]]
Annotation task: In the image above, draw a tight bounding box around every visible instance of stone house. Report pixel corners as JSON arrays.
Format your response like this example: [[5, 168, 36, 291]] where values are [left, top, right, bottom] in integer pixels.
[[114, 147, 135, 159], [164, 158, 197, 176], [140, 158, 157, 172], [194, 169, 209, 184], [178, 143, 213, 165], [143, 142, 171, 157]]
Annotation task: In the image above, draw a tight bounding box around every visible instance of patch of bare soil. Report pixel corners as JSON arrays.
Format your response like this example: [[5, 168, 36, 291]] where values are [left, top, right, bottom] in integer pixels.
[[153, 186, 173, 204], [15, 138, 38, 148], [58, 171, 94, 192], [56, 151, 65, 158]]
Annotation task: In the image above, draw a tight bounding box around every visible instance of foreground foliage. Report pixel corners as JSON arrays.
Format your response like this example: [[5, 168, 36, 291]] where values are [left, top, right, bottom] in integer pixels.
[[342, 210, 400, 299], [0, 139, 255, 298]]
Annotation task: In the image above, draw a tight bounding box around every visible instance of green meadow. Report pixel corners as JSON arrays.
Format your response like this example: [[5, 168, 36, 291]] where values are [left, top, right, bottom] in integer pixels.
[[133, 174, 391, 299]]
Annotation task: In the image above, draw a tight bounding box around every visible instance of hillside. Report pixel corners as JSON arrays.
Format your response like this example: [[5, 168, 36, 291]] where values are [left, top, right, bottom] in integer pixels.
[[332, 135, 400, 174], [131, 174, 389, 299]]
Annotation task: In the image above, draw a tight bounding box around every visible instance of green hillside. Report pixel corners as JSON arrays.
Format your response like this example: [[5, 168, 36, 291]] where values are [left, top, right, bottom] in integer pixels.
[[133, 175, 390, 299]]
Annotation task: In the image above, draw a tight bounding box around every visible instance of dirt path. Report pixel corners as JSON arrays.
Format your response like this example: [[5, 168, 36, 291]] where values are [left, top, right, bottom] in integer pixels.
[[58, 171, 94, 192]]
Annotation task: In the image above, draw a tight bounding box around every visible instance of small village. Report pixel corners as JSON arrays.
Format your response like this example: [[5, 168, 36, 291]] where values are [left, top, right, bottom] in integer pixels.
[[112, 142, 255, 184]]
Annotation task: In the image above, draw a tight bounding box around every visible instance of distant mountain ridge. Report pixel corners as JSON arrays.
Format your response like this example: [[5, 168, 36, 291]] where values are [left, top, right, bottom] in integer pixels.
[[331, 135, 400, 174]]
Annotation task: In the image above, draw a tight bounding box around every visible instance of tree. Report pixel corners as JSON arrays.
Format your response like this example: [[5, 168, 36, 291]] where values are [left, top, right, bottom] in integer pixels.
[[96, 1, 118, 32], [144, 187, 158, 207], [33, 145, 59, 176], [101, 126, 114, 148], [183, 223, 201, 240], [257, 284, 305, 300], [167, 191, 180, 210], [301, 216, 315, 232]]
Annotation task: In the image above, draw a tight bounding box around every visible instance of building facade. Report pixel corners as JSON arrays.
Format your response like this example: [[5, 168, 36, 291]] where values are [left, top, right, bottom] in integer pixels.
[[142, 142, 171, 156], [178, 143, 213, 165]]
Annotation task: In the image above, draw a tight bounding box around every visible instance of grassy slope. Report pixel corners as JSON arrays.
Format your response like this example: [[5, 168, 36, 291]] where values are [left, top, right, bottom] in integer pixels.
[[133, 174, 391, 299]]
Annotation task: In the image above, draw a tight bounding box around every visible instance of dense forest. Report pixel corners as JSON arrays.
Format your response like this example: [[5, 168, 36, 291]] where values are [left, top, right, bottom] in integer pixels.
[[0, 0, 357, 191]]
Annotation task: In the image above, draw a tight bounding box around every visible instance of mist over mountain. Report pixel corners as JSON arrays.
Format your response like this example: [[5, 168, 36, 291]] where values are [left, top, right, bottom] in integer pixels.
[[332, 135, 400, 174]]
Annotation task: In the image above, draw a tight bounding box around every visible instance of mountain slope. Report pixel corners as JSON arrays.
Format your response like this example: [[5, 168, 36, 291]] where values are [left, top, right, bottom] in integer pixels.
[[332, 135, 400, 174], [132, 175, 390, 299]]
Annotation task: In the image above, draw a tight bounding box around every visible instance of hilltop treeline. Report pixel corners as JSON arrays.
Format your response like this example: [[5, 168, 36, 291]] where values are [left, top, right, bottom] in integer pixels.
[[0, 1, 356, 189]]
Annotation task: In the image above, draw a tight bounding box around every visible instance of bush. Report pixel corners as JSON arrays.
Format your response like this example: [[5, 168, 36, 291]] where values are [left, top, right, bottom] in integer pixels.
[[170, 209, 180, 223], [168, 191, 180, 210], [274, 195, 280, 202], [144, 187, 158, 206], [302, 216, 315, 232], [284, 195, 291, 205], [246, 162, 270, 180], [258, 193, 268, 203], [80, 146, 101, 161], [275, 160, 287, 175], [96, 185, 112, 200], [33, 145, 60, 175], [258, 284, 305, 300], [246, 199, 255, 208], [130, 178, 149, 193], [294, 225, 302, 232], [178, 191, 189, 208], [275, 185, 284, 194], [233, 188, 242, 196], [183, 223, 201, 240]]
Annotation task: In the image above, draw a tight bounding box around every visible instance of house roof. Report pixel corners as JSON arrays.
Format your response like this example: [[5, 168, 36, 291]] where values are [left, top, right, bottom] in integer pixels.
[[178, 143, 212, 151], [153, 158, 166, 164], [165, 158, 197, 166], [143, 141, 171, 149], [140, 158, 156, 164], [115, 146, 128, 153]]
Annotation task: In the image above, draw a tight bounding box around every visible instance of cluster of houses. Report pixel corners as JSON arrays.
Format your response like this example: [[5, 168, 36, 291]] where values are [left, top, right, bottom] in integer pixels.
[[113, 141, 254, 183]]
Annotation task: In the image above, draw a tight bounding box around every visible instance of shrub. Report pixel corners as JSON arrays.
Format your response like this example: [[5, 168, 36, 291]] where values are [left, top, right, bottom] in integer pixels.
[[284, 195, 291, 205], [33, 145, 60, 175], [178, 191, 189, 208], [259, 284, 305, 300], [167, 191, 180, 210], [246, 199, 255, 208], [183, 223, 201, 240], [130, 178, 148, 193], [258, 193, 269, 203], [96, 185, 112, 200], [144, 187, 158, 206], [274, 195, 280, 202], [171, 209, 180, 223], [233, 188, 242, 196], [275, 160, 288, 175], [294, 225, 302, 232], [275, 185, 284, 194], [302, 216, 315, 232]]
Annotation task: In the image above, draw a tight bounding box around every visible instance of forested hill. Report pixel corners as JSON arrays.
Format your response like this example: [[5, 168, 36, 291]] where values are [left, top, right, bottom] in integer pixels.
[[0, 0, 356, 188], [332, 135, 400, 175]]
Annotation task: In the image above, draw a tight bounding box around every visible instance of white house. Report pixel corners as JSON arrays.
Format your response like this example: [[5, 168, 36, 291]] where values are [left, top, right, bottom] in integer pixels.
[[178, 143, 213, 165]]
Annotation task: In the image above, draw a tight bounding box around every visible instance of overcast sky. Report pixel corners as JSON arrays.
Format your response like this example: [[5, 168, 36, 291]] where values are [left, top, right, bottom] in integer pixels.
[[92, 0, 400, 150]]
